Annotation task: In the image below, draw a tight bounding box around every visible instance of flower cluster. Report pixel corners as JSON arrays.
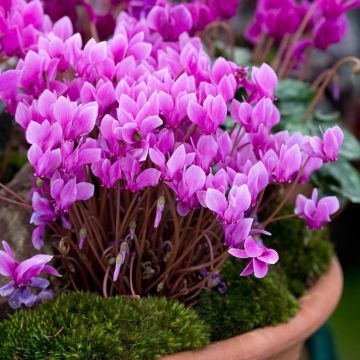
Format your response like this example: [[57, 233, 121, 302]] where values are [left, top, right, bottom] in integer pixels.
[[247, 0, 360, 53], [0, 0, 343, 305], [0, 0, 50, 57], [0, 241, 60, 309]]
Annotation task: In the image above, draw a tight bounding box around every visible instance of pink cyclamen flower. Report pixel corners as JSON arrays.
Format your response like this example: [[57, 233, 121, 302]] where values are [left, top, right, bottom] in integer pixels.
[[304, 126, 344, 162], [50, 175, 94, 213], [205, 185, 252, 224], [252, 63, 278, 100], [229, 236, 279, 278], [231, 97, 280, 133], [187, 94, 227, 134], [0, 241, 60, 309], [318, 0, 360, 20], [147, 4, 193, 40], [313, 16, 349, 51], [208, 0, 240, 19], [295, 189, 340, 229]]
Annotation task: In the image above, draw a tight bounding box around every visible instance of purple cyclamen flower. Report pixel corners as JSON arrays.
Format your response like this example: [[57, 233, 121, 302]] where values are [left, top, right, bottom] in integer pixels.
[[176, 165, 206, 216], [187, 94, 227, 134], [229, 236, 279, 278], [304, 126, 344, 162], [224, 218, 254, 247], [295, 189, 340, 229], [208, 0, 240, 19], [0, 241, 60, 309], [262, 144, 302, 183], [147, 4, 193, 41], [318, 0, 360, 20], [50, 175, 94, 213], [252, 63, 278, 100], [233, 161, 269, 205], [313, 16, 349, 50], [231, 97, 280, 133], [205, 185, 252, 224]]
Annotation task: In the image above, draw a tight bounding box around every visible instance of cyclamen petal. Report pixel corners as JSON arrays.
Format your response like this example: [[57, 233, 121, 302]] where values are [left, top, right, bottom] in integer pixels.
[[252, 63, 278, 99], [184, 165, 206, 197], [73, 102, 98, 138], [76, 183, 94, 201], [135, 168, 161, 190], [244, 237, 263, 258], [205, 188, 228, 215], [258, 249, 279, 264], [228, 248, 248, 258], [253, 258, 269, 278], [167, 145, 186, 179]]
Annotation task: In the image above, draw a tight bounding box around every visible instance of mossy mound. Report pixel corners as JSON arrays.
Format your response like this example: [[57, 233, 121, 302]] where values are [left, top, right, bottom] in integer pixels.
[[268, 214, 333, 297], [196, 261, 299, 341], [0, 293, 210, 360], [196, 211, 333, 341]]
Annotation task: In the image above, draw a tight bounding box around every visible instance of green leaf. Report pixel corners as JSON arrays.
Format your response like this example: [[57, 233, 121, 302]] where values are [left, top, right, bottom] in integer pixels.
[[275, 79, 315, 134], [340, 129, 360, 161], [317, 159, 360, 203], [233, 47, 252, 67], [224, 116, 234, 131], [276, 79, 315, 103], [276, 102, 310, 134]]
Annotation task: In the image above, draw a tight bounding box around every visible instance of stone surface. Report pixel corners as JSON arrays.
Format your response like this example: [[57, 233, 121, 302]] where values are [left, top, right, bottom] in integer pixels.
[[0, 164, 34, 305], [0, 163, 34, 259]]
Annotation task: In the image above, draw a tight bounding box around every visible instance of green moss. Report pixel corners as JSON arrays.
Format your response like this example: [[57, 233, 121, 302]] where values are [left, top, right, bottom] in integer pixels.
[[0, 293, 210, 360], [196, 261, 299, 341], [268, 212, 333, 297], [196, 207, 334, 340]]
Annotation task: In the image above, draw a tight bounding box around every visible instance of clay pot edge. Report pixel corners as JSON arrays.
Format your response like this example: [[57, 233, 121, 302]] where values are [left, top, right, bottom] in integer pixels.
[[161, 257, 343, 360]]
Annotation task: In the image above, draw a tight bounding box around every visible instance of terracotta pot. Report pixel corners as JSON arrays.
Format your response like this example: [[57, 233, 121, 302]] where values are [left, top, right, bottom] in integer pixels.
[[162, 257, 343, 360]]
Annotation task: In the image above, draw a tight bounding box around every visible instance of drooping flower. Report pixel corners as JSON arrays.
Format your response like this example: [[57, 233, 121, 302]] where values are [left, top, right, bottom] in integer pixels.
[[304, 126, 344, 162], [229, 236, 279, 278], [0, 241, 60, 309], [295, 188, 340, 229]]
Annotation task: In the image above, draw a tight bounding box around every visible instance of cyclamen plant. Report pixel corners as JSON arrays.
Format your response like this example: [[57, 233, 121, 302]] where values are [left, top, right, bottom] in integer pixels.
[[0, 0, 355, 309]]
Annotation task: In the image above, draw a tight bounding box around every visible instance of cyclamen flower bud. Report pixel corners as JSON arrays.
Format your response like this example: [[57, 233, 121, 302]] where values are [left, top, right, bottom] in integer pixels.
[[79, 227, 87, 250], [113, 242, 129, 282], [154, 196, 165, 228]]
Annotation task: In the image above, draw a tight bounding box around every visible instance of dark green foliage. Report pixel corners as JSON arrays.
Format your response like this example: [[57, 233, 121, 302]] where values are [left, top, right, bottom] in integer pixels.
[[0, 293, 210, 360], [268, 213, 334, 297], [196, 210, 334, 341]]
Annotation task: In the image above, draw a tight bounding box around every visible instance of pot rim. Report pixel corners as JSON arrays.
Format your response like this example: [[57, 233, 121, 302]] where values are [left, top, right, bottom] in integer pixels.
[[162, 257, 343, 360]]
